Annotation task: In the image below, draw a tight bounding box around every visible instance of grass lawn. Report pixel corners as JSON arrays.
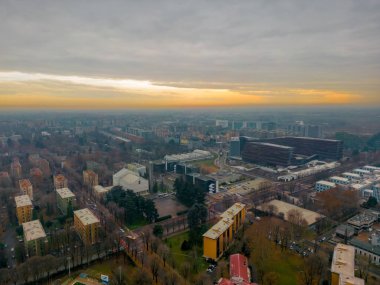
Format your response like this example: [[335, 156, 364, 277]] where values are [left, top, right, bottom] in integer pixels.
[[165, 231, 208, 275], [127, 218, 149, 230], [270, 250, 303, 285]]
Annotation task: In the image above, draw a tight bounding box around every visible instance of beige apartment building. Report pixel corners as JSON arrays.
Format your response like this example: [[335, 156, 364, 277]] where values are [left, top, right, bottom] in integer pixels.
[[19, 179, 33, 200], [74, 208, 100, 245], [15, 195, 33, 225]]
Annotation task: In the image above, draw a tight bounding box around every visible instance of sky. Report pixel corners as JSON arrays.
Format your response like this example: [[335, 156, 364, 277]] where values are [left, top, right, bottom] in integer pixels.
[[0, 0, 379, 109]]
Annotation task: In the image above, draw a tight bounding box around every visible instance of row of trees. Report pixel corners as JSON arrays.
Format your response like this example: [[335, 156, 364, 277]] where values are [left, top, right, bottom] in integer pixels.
[[106, 186, 159, 225]]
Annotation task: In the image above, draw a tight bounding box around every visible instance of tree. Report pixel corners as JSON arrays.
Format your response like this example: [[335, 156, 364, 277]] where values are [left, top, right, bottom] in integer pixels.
[[153, 182, 159, 193], [150, 256, 161, 283], [158, 244, 170, 267], [153, 225, 164, 238], [264, 272, 279, 285], [66, 200, 74, 219], [366, 196, 377, 208], [297, 254, 327, 285], [132, 269, 151, 285], [187, 203, 208, 245], [180, 262, 191, 283]]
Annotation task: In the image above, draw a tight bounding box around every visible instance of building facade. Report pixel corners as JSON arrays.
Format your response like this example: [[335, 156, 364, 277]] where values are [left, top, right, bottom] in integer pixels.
[[15, 195, 33, 225], [56, 188, 76, 215], [229, 137, 241, 158], [54, 174, 68, 189], [241, 142, 294, 166], [315, 180, 336, 192], [83, 170, 99, 188], [203, 203, 246, 260], [23, 220, 47, 256], [74, 208, 100, 245]]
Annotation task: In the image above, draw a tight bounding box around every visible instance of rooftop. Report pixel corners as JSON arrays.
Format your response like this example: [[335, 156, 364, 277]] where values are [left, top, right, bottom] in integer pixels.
[[258, 200, 324, 226], [164, 149, 212, 162], [94, 185, 112, 194], [15, 195, 32, 207], [220, 202, 246, 219], [74, 208, 100, 225], [56, 187, 75, 199], [331, 243, 364, 285], [316, 180, 336, 187], [54, 174, 67, 182], [22, 220, 46, 242], [330, 176, 349, 182], [251, 142, 294, 149]]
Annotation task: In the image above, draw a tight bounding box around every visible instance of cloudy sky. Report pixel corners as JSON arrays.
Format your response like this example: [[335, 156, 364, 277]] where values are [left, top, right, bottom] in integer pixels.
[[1, 0, 379, 109]]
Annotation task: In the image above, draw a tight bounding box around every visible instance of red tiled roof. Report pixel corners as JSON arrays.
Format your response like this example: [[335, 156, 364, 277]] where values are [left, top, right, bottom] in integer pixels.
[[230, 254, 250, 282]]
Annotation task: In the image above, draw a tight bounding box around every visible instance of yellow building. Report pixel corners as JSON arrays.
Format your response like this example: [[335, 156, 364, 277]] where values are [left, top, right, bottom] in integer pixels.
[[203, 202, 246, 260], [15, 195, 33, 225], [19, 179, 33, 200], [83, 170, 99, 188], [23, 220, 47, 256], [74, 208, 100, 245], [54, 174, 68, 189], [331, 243, 364, 285], [56, 187, 76, 215]]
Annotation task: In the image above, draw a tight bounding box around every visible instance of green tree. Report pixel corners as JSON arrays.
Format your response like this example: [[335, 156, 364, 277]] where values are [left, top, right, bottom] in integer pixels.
[[366, 196, 377, 208], [153, 225, 163, 238], [188, 203, 208, 245], [152, 182, 158, 193], [67, 200, 74, 219]]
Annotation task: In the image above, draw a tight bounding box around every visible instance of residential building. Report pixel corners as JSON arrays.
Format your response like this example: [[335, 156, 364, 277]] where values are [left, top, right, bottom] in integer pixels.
[[23, 220, 47, 256], [353, 168, 371, 177], [83, 170, 99, 188], [362, 165, 380, 173], [342, 172, 361, 182], [203, 203, 246, 260], [15, 195, 33, 225], [74, 208, 100, 245], [315, 180, 336, 192], [331, 243, 364, 285], [56, 188, 76, 215], [218, 254, 257, 285], [93, 185, 112, 198], [113, 168, 149, 196], [19, 179, 33, 200], [53, 174, 68, 189]]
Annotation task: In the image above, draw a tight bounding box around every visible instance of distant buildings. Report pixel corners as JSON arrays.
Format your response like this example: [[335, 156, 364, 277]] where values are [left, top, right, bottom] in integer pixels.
[[164, 149, 213, 170], [203, 203, 246, 260], [331, 243, 364, 285], [347, 212, 376, 233], [23, 220, 47, 256], [54, 174, 68, 189], [83, 170, 99, 188], [15, 195, 33, 225], [11, 159, 22, 178], [74, 208, 100, 245], [113, 168, 149, 196], [287, 121, 322, 138], [19, 179, 33, 200], [56, 188, 76, 215]]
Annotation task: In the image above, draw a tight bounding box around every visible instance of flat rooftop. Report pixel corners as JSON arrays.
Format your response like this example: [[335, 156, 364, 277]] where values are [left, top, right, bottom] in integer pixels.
[[74, 208, 100, 225], [316, 180, 336, 187], [331, 243, 364, 285], [330, 176, 349, 182], [251, 142, 293, 149], [343, 172, 361, 178], [19, 179, 32, 189], [220, 202, 246, 219], [54, 174, 66, 181], [258, 200, 324, 226], [15, 195, 32, 207], [22, 220, 46, 242], [56, 187, 75, 199]]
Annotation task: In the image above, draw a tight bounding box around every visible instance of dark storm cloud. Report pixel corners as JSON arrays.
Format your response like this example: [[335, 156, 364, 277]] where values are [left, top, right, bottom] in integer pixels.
[[0, 0, 379, 90]]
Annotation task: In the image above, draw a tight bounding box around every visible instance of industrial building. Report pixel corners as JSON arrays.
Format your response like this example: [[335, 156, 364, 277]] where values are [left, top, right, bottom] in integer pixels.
[[164, 149, 212, 165], [315, 180, 336, 192], [241, 142, 294, 166], [56, 188, 76, 215], [15, 195, 33, 225], [113, 168, 149, 196], [83, 170, 99, 188], [53, 174, 68, 189], [331, 243, 364, 285], [74, 208, 100, 245], [23, 220, 47, 256], [19, 179, 33, 200], [347, 212, 376, 233], [203, 203, 246, 260]]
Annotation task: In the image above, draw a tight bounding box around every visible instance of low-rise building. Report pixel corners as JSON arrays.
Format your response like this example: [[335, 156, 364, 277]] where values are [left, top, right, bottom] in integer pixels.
[[54, 174, 68, 189], [342, 172, 361, 182], [362, 165, 380, 173], [353, 168, 371, 177], [203, 203, 246, 260], [15, 195, 33, 225], [315, 180, 336, 192], [23, 220, 47, 256], [93, 185, 112, 198], [329, 176, 350, 186], [113, 168, 149, 196], [335, 224, 355, 240], [74, 208, 100, 245], [331, 243, 364, 285], [218, 253, 257, 285], [127, 163, 147, 177], [56, 188, 76, 215], [19, 179, 33, 200], [347, 212, 376, 233], [83, 170, 99, 188]]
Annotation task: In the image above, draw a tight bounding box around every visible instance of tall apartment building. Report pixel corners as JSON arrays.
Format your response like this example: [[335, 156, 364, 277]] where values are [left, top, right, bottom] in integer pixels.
[[23, 220, 47, 256], [15, 195, 33, 225], [83, 170, 99, 188], [56, 188, 76, 215], [203, 203, 246, 260], [19, 179, 34, 200], [54, 174, 68, 189], [331, 243, 364, 285], [74, 208, 100, 245], [11, 159, 22, 178]]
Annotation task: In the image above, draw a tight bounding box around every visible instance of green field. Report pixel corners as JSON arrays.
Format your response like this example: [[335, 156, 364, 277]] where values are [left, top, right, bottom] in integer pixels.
[[165, 231, 208, 275]]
